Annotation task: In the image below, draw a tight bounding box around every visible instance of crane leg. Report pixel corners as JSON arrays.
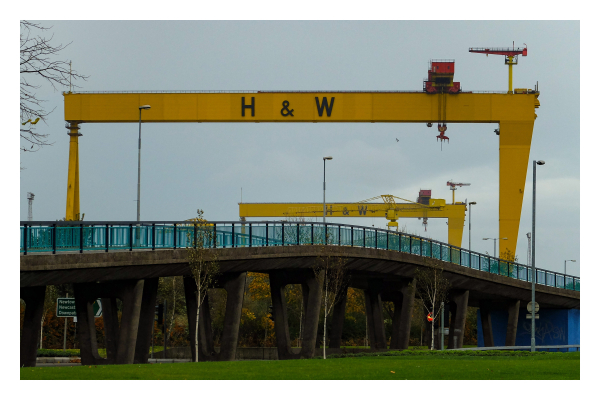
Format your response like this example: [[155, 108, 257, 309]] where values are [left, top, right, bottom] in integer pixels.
[[499, 121, 534, 257], [447, 216, 464, 248], [65, 123, 81, 221]]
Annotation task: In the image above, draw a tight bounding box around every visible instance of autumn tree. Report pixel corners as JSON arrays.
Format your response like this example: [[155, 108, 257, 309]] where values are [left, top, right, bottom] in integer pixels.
[[413, 261, 451, 350], [313, 243, 349, 359], [186, 210, 220, 362]]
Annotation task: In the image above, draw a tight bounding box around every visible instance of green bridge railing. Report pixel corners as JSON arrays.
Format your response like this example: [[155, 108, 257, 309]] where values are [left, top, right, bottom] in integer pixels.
[[20, 221, 580, 292]]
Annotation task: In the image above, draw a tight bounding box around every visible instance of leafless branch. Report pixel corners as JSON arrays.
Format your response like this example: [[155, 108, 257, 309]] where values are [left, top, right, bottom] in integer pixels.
[[20, 21, 88, 152]]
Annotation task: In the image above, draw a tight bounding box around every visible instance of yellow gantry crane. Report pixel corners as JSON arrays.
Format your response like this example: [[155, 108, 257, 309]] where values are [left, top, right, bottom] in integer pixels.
[[62, 49, 540, 256], [238, 191, 467, 247]]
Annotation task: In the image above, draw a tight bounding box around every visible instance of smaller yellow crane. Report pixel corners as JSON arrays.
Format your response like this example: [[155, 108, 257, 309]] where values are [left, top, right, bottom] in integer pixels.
[[238, 190, 467, 247]]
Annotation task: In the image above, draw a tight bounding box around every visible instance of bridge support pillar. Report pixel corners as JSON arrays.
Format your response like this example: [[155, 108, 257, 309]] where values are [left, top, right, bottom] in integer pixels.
[[269, 269, 323, 359], [328, 286, 348, 349], [217, 272, 246, 361], [505, 300, 520, 346], [101, 298, 119, 363], [183, 272, 246, 361], [447, 289, 469, 349], [365, 281, 387, 350], [479, 300, 495, 347], [20, 286, 46, 367], [389, 279, 416, 350], [300, 270, 324, 358], [74, 279, 145, 365], [183, 276, 215, 361], [134, 277, 159, 363]]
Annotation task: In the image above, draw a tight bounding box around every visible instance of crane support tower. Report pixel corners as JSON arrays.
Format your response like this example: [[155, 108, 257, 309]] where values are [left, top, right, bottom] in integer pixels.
[[469, 44, 527, 93], [238, 191, 467, 247]]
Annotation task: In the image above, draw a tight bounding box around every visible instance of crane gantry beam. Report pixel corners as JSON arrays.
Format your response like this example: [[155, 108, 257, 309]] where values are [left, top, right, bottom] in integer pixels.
[[63, 89, 540, 256]]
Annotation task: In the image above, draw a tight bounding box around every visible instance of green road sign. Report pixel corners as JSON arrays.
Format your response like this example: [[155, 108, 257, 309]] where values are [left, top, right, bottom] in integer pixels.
[[56, 298, 102, 318]]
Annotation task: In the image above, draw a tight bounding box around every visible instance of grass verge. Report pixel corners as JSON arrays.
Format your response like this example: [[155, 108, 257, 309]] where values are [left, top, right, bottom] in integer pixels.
[[21, 351, 579, 380]]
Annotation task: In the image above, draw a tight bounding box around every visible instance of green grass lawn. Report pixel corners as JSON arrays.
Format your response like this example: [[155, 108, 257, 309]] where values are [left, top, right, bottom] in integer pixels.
[[21, 351, 579, 380]]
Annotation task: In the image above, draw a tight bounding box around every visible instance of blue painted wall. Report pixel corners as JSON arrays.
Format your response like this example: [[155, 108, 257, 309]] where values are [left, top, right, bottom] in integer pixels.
[[477, 308, 580, 351]]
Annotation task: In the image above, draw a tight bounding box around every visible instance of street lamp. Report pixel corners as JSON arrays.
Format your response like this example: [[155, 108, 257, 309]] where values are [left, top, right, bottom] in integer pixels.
[[531, 159, 545, 352], [468, 201, 476, 251], [482, 237, 507, 258], [564, 259, 576, 275], [137, 105, 151, 223], [323, 157, 333, 243]]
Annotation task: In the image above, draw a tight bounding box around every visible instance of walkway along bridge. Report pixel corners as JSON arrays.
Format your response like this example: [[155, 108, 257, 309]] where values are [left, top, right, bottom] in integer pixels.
[[20, 221, 579, 367]]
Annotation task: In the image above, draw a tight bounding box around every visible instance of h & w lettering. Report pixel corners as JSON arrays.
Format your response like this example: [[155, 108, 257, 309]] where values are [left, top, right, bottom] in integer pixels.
[[315, 97, 335, 117], [242, 97, 255, 117]]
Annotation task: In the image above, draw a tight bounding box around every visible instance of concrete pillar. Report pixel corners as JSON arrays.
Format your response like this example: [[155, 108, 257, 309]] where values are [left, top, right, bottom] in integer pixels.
[[134, 277, 159, 364], [505, 300, 520, 346], [101, 298, 119, 363], [328, 286, 348, 349], [267, 269, 323, 360], [388, 279, 416, 350], [299, 270, 323, 359], [74, 284, 105, 365], [115, 279, 144, 364], [183, 275, 215, 361], [479, 300, 494, 347], [447, 289, 469, 349], [218, 272, 247, 361], [20, 286, 46, 367], [75, 280, 145, 365], [269, 271, 296, 360], [364, 282, 387, 350]]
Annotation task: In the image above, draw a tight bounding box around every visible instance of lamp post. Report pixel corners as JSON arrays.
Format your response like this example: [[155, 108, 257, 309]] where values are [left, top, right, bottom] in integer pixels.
[[137, 105, 151, 223], [468, 201, 476, 251], [323, 157, 333, 244], [482, 237, 507, 258], [531, 159, 545, 352], [136, 105, 151, 246], [564, 259, 576, 275]]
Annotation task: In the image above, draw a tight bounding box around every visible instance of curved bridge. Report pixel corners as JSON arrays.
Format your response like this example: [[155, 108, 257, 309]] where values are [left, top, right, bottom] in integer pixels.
[[20, 221, 579, 367]]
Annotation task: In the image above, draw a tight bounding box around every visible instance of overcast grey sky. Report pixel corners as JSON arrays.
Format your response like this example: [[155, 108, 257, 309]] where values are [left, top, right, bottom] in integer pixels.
[[18, 20, 580, 276]]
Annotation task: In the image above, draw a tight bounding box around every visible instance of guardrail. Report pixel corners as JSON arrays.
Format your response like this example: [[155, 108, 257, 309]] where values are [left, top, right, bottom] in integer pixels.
[[20, 221, 580, 292]]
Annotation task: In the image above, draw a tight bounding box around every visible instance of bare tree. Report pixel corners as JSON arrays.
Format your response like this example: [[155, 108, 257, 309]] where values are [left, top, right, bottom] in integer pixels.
[[413, 261, 451, 350], [312, 243, 349, 359], [186, 210, 220, 362], [20, 21, 87, 152]]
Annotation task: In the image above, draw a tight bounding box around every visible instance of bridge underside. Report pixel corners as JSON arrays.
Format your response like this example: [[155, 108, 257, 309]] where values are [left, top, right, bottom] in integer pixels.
[[20, 246, 578, 367], [20, 246, 579, 309]]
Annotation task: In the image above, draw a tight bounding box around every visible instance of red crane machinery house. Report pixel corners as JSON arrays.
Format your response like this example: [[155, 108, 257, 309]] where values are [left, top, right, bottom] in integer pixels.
[[423, 60, 461, 94]]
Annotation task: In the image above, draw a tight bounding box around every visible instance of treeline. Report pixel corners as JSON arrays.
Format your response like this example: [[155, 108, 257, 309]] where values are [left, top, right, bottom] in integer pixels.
[[20, 273, 478, 350]]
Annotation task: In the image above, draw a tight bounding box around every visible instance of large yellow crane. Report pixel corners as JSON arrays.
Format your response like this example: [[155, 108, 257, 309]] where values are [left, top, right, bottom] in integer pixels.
[[61, 52, 540, 256], [238, 191, 467, 247]]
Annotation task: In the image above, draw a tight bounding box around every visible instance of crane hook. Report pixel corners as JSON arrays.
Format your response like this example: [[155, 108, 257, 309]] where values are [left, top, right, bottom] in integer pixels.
[[436, 123, 449, 150]]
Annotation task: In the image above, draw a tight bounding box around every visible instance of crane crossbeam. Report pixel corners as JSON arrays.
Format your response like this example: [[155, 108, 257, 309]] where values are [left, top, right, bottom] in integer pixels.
[[239, 199, 466, 247]]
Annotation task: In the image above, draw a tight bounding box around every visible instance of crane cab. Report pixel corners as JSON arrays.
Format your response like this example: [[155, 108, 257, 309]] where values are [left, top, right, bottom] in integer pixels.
[[424, 60, 461, 94]]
